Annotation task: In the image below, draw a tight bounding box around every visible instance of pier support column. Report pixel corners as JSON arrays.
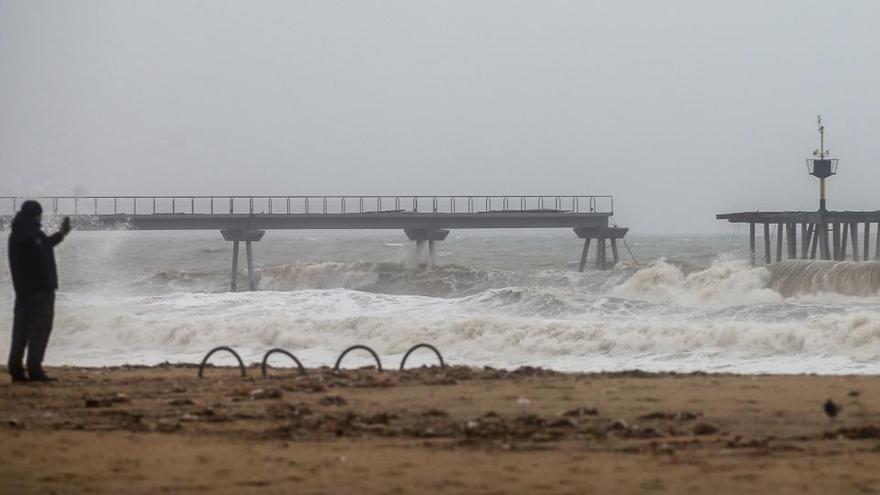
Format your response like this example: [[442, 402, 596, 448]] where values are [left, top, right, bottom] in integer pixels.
[[875, 223, 880, 260], [596, 238, 607, 269], [221, 229, 266, 292], [787, 223, 797, 259], [820, 223, 831, 260], [231, 241, 240, 292], [415, 240, 426, 262], [749, 223, 756, 265], [810, 224, 819, 259], [864, 222, 871, 261], [577, 238, 592, 272], [776, 222, 783, 262], [834, 223, 842, 261], [801, 223, 809, 259], [246, 241, 256, 290], [404, 229, 449, 267], [850, 222, 859, 261], [610, 239, 620, 266], [573, 226, 628, 271], [763, 223, 771, 264]]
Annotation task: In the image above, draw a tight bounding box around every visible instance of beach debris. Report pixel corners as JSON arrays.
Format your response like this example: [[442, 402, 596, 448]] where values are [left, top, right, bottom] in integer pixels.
[[606, 419, 629, 432], [319, 395, 348, 406], [510, 366, 560, 378], [85, 392, 131, 408], [7, 418, 21, 428], [825, 425, 880, 440], [516, 397, 532, 406], [639, 411, 700, 422], [824, 399, 842, 419], [562, 407, 599, 417], [167, 398, 195, 407], [848, 390, 861, 397], [419, 408, 449, 418], [249, 388, 282, 400], [546, 418, 578, 429], [625, 426, 663, 439], [267, 403, 313, 419], [85, 398, 113, 408], [692, 423, 719, 436], [156, 418, 181, 433], [651, 441, 676, 455], [361, 412, 396, 425]]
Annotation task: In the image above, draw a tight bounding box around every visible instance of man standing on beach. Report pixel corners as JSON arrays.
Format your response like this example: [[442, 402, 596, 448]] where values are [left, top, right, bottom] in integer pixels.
[[6, 201, 71, 383]]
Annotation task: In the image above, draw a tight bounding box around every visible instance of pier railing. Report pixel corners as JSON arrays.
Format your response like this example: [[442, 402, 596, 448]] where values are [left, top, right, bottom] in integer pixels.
[[0, 195, 613, 216]]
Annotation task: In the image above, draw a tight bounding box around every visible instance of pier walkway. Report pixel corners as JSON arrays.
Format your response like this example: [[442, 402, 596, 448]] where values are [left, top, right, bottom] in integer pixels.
[[1, 195, 628, 290]]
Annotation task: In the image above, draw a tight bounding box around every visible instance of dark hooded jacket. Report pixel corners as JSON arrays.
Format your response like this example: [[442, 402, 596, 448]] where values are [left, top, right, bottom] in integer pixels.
[[7, 213, 63, 298]]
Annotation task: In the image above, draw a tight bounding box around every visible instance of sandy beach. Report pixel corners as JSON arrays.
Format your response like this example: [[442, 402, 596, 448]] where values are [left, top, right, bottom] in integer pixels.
[[1, 364, 879, 494]]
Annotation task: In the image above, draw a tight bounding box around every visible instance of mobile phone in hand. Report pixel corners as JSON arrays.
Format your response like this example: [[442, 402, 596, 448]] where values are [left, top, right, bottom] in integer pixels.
[[62, 216, 71, 233]]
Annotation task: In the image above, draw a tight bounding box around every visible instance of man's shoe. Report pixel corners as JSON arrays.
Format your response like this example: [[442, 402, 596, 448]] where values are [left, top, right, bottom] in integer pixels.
[[28, 373, 57, 383], [10, 374, 29, 384]]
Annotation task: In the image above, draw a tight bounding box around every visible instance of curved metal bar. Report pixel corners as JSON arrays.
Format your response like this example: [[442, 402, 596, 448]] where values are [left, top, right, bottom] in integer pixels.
[[261, 348, 307, 377], [334, 345, 383, 372], [197, 346, 247, 378], [399, 343, 446, 370]]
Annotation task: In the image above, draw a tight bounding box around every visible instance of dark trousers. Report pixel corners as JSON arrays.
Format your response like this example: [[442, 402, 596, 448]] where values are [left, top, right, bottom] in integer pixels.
[[7, 292, 55, 377]]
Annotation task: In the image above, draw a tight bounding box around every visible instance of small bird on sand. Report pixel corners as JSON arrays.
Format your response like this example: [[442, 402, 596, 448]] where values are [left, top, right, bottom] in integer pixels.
[[824, 399, 842, 420]]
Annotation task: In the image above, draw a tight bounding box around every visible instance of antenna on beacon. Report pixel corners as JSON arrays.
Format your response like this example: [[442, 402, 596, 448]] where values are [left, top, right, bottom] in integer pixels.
[[806, 115, 838, 212]]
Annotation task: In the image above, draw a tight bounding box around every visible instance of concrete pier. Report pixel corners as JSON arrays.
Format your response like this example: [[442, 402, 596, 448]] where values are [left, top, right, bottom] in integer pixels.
[[716, 211, 880, 265], [1, 195, 630, 291]]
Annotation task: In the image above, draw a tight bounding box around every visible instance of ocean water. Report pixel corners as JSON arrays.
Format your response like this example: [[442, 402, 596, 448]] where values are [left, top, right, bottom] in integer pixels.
[[1, 228, 879, 374]]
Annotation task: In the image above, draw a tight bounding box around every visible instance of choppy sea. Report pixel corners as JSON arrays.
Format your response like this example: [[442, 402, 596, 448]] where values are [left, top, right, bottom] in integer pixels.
[[2, 228, 879, 374]]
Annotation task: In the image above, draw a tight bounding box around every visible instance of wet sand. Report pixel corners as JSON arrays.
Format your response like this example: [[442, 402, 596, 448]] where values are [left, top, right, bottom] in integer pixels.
[[1, 364, 879, 494]]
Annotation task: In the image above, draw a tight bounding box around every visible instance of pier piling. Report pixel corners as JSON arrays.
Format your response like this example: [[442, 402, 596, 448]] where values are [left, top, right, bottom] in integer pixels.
[[875, 225, 880, 260], [841, 222, 859, 261], [231, 241, 240, 292], [573, 227, 627, 272], [246, 241, 256, 291], [405, 229, 449, 268], [776, 222, 783, 262], [221, 229, 266, 291], [577, 238, 592, 272], [611, 239, 620, 266], [749, 223, 756, 266]]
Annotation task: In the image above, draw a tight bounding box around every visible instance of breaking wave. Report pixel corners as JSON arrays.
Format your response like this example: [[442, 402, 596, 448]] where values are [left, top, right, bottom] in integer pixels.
[[256, 261, 610, 297], [119, 257, 880, 304], [767, 260, 880, 297]]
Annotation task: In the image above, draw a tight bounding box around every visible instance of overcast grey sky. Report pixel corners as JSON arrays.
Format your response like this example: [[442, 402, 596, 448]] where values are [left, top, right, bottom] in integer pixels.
[[1, 0, 878, 232]]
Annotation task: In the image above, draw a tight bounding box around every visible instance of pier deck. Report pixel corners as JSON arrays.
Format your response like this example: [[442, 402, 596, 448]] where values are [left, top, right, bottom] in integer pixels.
[[2, 195, 628, 289]]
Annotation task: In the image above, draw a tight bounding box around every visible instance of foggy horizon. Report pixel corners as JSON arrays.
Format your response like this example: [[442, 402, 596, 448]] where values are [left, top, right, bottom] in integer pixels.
[[2, 1, 879, 234]]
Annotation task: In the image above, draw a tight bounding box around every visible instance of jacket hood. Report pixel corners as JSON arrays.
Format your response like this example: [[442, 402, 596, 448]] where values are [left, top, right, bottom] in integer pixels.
[[11, 212, 40, 234]]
